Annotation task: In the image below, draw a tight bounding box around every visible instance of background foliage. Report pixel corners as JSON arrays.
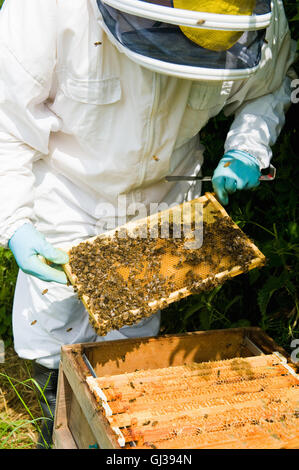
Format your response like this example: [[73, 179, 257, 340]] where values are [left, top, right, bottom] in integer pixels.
[[162, 1, 299, 352], [0, 0, 298, 352]]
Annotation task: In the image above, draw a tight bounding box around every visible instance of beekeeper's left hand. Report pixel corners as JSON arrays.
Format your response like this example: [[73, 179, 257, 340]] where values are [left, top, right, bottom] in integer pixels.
[[212, 150, 261, 206]]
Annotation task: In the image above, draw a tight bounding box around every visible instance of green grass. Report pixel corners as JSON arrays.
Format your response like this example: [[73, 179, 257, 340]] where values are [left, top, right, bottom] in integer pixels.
[[0, 361, 54, 449], [0, 418, 36, 449]]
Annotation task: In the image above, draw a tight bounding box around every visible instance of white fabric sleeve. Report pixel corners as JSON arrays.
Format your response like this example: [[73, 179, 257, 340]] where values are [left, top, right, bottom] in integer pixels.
[[0, 0, 60, 247], [223, 0, 297, 169], [224, 76, 293, 169]]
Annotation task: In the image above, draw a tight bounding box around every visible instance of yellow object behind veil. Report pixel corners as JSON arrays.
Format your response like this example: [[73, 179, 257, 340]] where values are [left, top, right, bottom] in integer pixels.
[[173, 0, 256, 51]]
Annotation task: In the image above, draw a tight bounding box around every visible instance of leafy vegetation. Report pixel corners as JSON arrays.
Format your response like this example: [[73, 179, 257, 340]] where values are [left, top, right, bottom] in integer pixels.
[[162, 104, 299, 352], [0, 1, 298, 356], [162, 2, 299, 352], [0, 249, 17, 344]]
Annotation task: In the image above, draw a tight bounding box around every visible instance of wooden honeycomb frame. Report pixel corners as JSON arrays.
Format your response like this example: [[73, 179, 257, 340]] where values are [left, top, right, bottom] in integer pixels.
[[86, 352, 299, 449], [63, 193, 266, 334]]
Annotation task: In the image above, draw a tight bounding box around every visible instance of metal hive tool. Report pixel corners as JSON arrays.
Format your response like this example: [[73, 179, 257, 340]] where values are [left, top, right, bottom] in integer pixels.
[[86, 353, 299, 449], [64, 193, 265, 336]]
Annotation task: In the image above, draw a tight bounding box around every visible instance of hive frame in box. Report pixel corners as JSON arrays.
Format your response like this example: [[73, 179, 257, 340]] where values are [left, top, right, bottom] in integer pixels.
[[63, 193, 266, 333], [52, 327, 299, 449]]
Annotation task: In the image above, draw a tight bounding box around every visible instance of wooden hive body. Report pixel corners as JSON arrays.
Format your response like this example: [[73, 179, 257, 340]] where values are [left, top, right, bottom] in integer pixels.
[[53, 328, 299, 449]]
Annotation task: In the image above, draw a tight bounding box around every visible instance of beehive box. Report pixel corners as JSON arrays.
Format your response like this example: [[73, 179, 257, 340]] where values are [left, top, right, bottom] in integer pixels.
[[52, 328, 299, 449], [64, 193, 265, 336]]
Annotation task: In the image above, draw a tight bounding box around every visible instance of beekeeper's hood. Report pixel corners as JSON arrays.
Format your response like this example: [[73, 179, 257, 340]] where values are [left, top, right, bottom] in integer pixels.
[[96, 0, 272, 81]]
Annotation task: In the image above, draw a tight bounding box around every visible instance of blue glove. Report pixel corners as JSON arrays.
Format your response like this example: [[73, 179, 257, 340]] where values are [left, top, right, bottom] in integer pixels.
[[212, 150, 261, 205], [8, 223, 69, 284]]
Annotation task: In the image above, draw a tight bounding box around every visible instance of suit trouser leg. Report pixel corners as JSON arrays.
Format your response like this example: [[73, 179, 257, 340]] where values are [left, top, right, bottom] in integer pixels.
[[32, 362, 59, 449]]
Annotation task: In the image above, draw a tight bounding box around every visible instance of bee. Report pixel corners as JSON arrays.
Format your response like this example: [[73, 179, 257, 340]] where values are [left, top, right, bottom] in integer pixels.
[[174, 260, 184, 269]]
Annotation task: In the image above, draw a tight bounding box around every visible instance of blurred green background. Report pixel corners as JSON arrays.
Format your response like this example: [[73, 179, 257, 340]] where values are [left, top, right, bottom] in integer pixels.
[[0, 0, 298, 352]]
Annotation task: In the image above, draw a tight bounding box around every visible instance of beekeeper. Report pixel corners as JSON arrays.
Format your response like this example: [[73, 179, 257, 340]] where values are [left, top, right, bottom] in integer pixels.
[[0, 0, 296, 447]]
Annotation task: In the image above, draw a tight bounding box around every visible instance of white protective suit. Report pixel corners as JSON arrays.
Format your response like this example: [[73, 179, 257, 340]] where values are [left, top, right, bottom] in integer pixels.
[[0, 0, 296, 369]]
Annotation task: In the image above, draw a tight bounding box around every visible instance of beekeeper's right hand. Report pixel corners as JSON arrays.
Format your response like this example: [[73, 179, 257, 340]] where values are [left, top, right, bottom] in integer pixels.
[[8, 223, 69, 284]]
